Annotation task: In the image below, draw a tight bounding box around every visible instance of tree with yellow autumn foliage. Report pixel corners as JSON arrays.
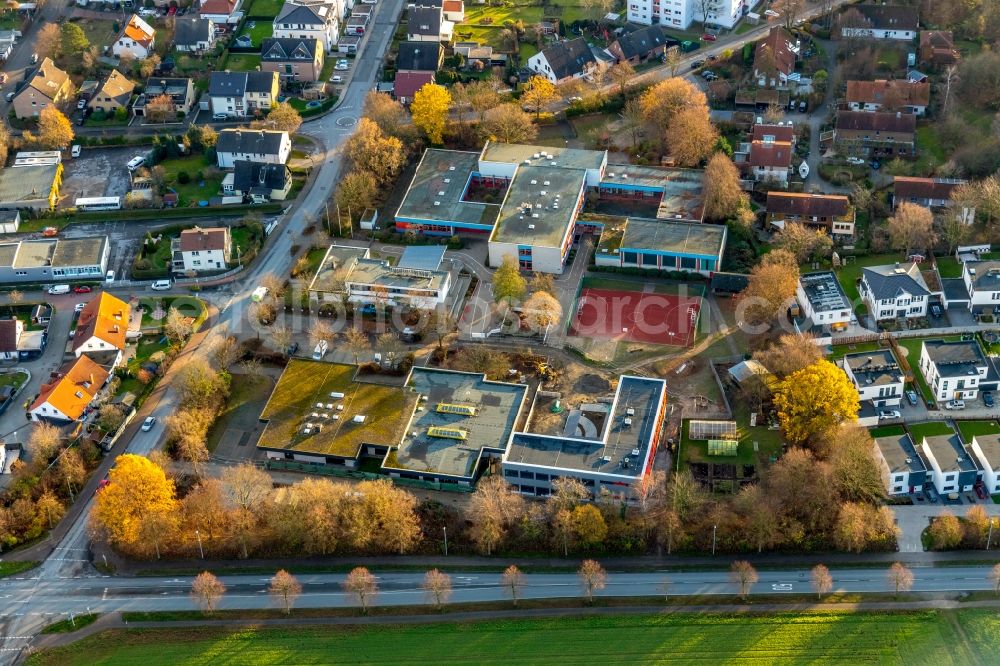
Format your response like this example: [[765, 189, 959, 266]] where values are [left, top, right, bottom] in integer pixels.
[[91, 454, 178, 551], [411, 82, 451, 144], [772, 360, 860, 445]]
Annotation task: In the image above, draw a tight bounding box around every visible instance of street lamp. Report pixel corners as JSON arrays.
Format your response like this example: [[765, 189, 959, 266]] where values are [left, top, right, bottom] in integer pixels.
[[989, 519, 997, 551], [711, 524, 718, 556], [195, 529, 204, 559], [443, 526, 448, 557]]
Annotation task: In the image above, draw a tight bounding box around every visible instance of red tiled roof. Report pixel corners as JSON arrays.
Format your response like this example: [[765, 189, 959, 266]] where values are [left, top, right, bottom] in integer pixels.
[[200, 0, 236, 15], [755, 26, 796, 76], [394, 70, 435, 100], [767, 191, 851, 218], [748, 140, 792, 168], [180, 226, 228, 252], [30, 355, 109, 420], [893, 176, 964, 201], [845, 79, 930, 107], [751, 123, 794, 143]]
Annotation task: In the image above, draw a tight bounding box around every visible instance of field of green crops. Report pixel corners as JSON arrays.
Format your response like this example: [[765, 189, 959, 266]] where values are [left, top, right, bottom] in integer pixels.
[[28, 610, 998, 665]]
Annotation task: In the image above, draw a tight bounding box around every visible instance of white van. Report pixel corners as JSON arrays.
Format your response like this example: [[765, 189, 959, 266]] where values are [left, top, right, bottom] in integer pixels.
[[251, 286, 269, 302], [105, 270, 115, 284], [150, 280, 172, 291], [47, 284, 71, 295], [312, 339, 328, 360], [127, 155, 145, 172]]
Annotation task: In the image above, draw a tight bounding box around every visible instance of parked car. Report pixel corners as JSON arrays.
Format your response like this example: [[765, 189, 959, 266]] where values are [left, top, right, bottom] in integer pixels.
[[330, 75, 343, 84], [141, 416, 156, 432], [945, 399, 966, 410], [701, 33, 717, 41], [74, 302, 86, 313], [286, 342, 299, 356], [690, 59, 705, 69], [5, 92, 13, 103], [335, 59, 350, 70], [150, 280, 172, 291], [30, 53, 38, 64], [930, 304, 943, 318], [71, 145, 81, 158], [870, 159, 882, 170], [975, 484, 987, 500], [312, 339, 328, 360], [77, 99, 86, 110], [984, 391, 994, 408], [846, 157, 865, 165], [127, 155, 145, 171], [798, 100, 807, 112], [906, 390, 919, 406], [878, 410, 901, 420], [701, 70, 717, 81], [0, 73, 7, 84], [105, 270, 115, 284], [47, 284, 71, 295], [73, 285, 92, 293]]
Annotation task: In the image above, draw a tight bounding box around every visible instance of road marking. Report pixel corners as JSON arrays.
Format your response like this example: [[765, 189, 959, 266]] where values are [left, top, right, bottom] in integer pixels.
[[101, 588, 108, 601]]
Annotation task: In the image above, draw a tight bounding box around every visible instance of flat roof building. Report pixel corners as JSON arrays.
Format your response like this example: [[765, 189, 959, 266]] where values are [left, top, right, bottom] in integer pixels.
[[842, 349, 904, 408], [502, 375, 667, 496], [0, 236, 109, 284], [598, 166, 704, 223], [258, 360, 527, 486], [969, 430, 1000, 494], [919, 432, 978, 495], [795, 271, 852, 329], [0, 164, 62, 210], [395, 148, 500, 235], [309, 244, 452, 310], [595, 217, 726, 275]]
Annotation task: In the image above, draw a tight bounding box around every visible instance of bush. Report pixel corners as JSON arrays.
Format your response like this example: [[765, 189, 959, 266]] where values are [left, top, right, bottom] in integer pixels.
[[177, 171, 191, 184]]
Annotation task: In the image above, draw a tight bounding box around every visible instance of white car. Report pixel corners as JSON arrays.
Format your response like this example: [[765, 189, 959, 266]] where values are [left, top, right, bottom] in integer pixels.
[[945, 400, 966, 410], [71, 145, 81, 158], [335, 59, 350, 70], [127, 155, 145, 171], [77, 99, 87, 110], [74, 302, 86, 313], [330, 75, 343, 84], [141, 416, 156, 431], [845, 157, 865, 165], [877, 410, 901, 420], [150, 280, 172, 291]]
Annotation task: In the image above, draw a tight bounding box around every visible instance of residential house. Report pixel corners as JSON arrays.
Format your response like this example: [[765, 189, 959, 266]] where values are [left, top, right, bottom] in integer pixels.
[[834, 110, 916, 158], [874, 433, 928, 495], [859, 262, 931, 320], [87, 69, 135, 115], [840, 4, 919, 41], [754, 26, 799, 88], [919, 339, 989, 402], [626, 0, 745, 30], [72, 292, 131, 368], [920, 433, 978, 495], [12, 57, 73, 119], [959, 261, 1000, 314], [396, 41, 443, 72], [845, 79, 929, 116], [527, 38, 596, 84], [751, 122, 795, 144], [413, 0, 464, 22], [795, 271, 852, 329], [765, 191, 855, 238], [969, 433, 1000, 495], [261, 37, 325, 82], [172, 226, 232, 272], [134, 77, 197, 117], [893, 176, 967, 209], [608, 25, 674, 64], [0, 30, 17, 61], [273, 1, 340, 53], [174, 16, 216, 53], [224, 161, 293, 202], [28, 355, 110, 423], [746, 140, 792, 185], [393, 70, 434, 105], [919, 30, 960, 67], [216, 128, 291, 168], [199, 0, 241, 24], [842, 349, 904, 407], [113, 14, 156, 60], [453, 41, 506, 68], [406, 6, 452, 43], [0, 318, 23, 361], [208, 71, 280, 118]]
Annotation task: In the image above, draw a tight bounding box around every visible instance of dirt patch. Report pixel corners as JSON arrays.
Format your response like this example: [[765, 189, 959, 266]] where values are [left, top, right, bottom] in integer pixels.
[[574, 373, 611, 394]]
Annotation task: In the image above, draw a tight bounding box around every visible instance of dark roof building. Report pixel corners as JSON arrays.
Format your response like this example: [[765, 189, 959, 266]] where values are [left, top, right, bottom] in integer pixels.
[[261, 37, 321, 63], [217, 129, 287, 156], [174, 16, 214, 48], [893, 176, 966, 208], [835, 110, 916, 134], [766, 191, 850, 218], [608, 25, 674, 62], [233, 160, 292, 195], [208, 71, 277, 97], [396, 41, 443, 71], [528, 37, 595, 82], [408, 7, 442, 38], [861, 263, 930, 301], [850, 4, 919, 33]]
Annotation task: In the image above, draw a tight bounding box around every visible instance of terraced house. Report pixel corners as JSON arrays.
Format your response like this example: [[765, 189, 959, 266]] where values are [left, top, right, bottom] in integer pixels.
[[261, 37, 325, 82]]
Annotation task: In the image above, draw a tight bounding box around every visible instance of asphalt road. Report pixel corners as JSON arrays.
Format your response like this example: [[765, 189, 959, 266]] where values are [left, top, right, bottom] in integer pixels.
[[1, 565, 999, 624]]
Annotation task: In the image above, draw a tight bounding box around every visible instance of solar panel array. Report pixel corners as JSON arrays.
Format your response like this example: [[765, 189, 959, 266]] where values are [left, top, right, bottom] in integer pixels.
[[688, 420, 738, 441]]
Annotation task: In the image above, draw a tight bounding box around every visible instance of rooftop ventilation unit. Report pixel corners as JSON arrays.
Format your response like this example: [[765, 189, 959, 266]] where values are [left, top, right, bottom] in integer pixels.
[[436, 403, 478, 416], [531, 180, 537, 185], [353, 415, 367, 423], [448, 166, 455, 171], [438, 191, 445, 196], [434, 201, 441, 206], [444, 178, 450, 183], [601, 455, 612, 463], [428, 426, 468, 440], [528, 224, 535, 229], [329, 391, 345, 398], [543, 180, 550, 186]]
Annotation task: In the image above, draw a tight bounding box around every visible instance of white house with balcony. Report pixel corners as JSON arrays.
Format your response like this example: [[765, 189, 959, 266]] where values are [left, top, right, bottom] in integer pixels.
[[273, 0, 343, 53], [172, 226, 232, 273], [918, 339, 989, 402], [858, 263, 930, 320], [842, 349, 904, 408], [969, 433, 1000, 495]]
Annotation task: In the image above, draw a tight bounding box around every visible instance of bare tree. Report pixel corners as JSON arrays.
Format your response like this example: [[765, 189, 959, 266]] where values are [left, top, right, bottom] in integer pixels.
[[989, 563, 1000, 597], [270, 325, 295, 357], [887, 203, 937, 257], [164, 307, 193, 342], [345, 566, 378, 613], [310, 319, 336, 349], [191, 571, 226, 614], [501, 564, 526, 607], [578, 559, 607, 604], [660, 574, 670, 601], [423, 568, 452, 610], [7, 289, 23, 305], [887, 562, 914, 598], [811, 564, 833, 600], [238, 358, 264, 381], [269, 569, 302, 614], [259, 273, 287, 299], [344, 328, 371, 363], [730, 561, 758, 600], [210, 335, 243, 370]]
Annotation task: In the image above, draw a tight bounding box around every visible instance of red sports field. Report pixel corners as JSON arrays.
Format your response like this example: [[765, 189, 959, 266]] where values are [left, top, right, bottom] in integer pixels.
[[569, 287, 702, 346]]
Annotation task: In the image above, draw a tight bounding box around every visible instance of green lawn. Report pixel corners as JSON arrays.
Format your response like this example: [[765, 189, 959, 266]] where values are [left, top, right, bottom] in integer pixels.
[[158, 156, 222, 206], [236, 20, 273, 47], [0, 561, 37, 578], [955, 420, 1000, 444], [907, 421, 955, 443], [137, 296, 208, 330], [26, 610, 995, 665], [682, 400, 783, 469], [222, 53, 262, 71], [869, 424, 906, 438], [244, 0, 284, 17], [0, 370, 28, 392], [827, 341, 884, 361], [76, 18, 118, 48], [41, 614, 100, 634], [936, 256, 963, 279], [126, 336, 172, 376], [207, 376, 274, 452], [581, 275, 704, 297]]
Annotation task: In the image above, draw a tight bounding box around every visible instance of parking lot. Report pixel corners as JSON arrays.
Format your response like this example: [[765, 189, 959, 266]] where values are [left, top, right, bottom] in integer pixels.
[[60, 146, 140, 204]]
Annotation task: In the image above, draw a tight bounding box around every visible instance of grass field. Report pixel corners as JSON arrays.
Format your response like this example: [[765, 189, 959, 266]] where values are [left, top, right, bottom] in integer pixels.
[[157, 155, 223, 206], [935, 256, 963, 279], [0, 370, 28, 392], [956, 419, 1000, 444], [907, 420, 955, 442], [236, 20, 274, 47], [27, 610, 998, 665], [207, 375, 274, 452]]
